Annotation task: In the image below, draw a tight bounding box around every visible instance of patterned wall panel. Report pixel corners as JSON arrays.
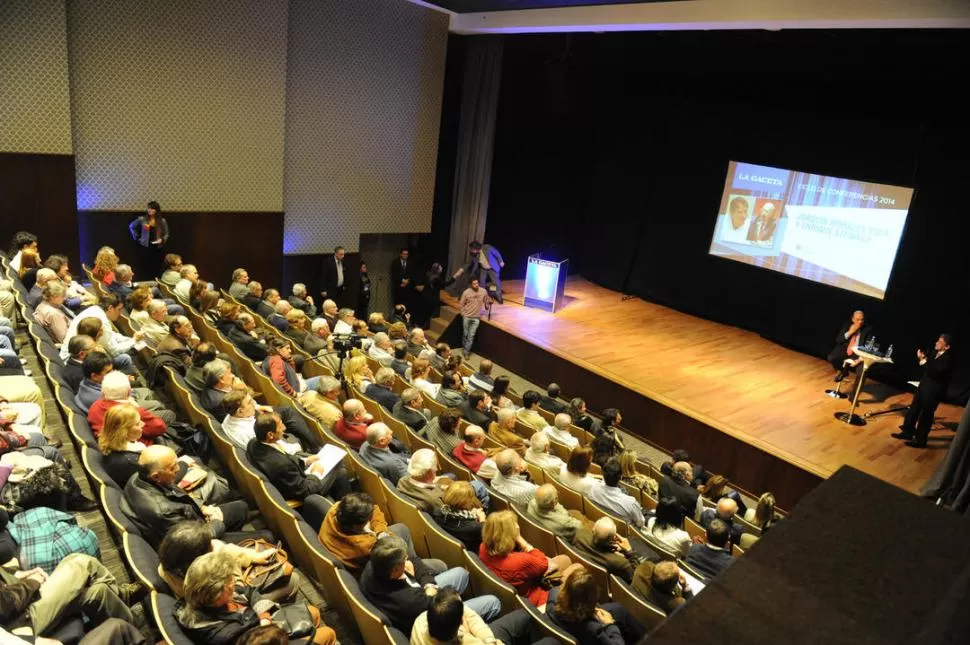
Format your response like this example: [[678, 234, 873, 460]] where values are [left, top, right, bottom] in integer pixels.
[[0, 0, 73, 154], [67, 0, 288, 211], [283, 0, 449, 254]]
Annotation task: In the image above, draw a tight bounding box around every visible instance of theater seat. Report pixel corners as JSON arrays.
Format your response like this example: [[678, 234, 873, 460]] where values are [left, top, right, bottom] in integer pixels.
[[151, 591, 196, 645]]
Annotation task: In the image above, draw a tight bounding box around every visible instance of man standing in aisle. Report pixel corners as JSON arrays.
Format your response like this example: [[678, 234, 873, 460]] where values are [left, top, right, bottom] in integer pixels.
[[321, 246, 347, 307], [459, 278, 489, 357]]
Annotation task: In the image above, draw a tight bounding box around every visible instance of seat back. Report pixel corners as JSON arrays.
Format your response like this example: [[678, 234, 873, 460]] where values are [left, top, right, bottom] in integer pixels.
[[291, 523, 354, 620], [379, 479, 430, 558], [512, 505, 559, 557], [420, 511, 469, 570], [524, 461, 547, 485], [463, 551, 520, 615], [684, 516, 706, 542], [338, 570, 394, 645], [345, 452, 391, 519], [556, 537, 612, 602], [516, 596, 578, 644], [547, 439, 573, 463], [583, 496, 630, 537], [437, 449, 474, 482], [547, 474, 584, 513], [632, 527, 680, 561], [609, 574, 667, 630]]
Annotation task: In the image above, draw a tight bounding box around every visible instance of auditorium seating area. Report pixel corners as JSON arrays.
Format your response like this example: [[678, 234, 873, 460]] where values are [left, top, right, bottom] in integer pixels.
[[0, 237, 781, 645]]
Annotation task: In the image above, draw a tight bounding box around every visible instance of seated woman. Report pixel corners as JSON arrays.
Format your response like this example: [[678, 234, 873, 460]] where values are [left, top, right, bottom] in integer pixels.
[[199, 290, 222, 325], [91, 246, 119, 286], [592, 408, 624, 466], [98, 403, 149, 487], [188, 278, 209, 311], [478, 511, 577, 610], [159, 521, 297, 602], [558, 447, 600, 496], [490, 375, 517, 410], [176, 551, 334, 645], [433, 481, 486, 551], [547, 566, 647, 645], [744, 492, 780, 534], [33, 281, 71, 344], [567, 397, 597, 433], [126, 285, 153, 317], [696, 474, 747, 519], [160, 253, 183, 286], [263, 338, 319, 397], [18, 247, 42, 292], [644, 496, 692, 559], [342, 354, 374, 393], [618, 450, 658, 498], [409, 358, 438, 398]]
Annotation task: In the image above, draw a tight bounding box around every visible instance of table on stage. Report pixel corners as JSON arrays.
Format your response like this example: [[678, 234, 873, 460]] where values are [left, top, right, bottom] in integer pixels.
[[834, 348, 894, 426]]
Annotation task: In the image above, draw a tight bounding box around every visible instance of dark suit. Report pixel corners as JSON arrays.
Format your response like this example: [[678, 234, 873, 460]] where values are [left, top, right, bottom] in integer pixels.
[[903, 349, 955, 444], [390, 257, 415, 309], [699, 509, 744, 546], [241, 295, 262, 312], [826, 321, 873, 373], [267, 313, 288, 333], [227, 324, 267, 361], [365, 383, 400, 414], [571, 528, 646, 584], [392, 400, 429, 432], [462, 403, 492, 428], [390, 358, 409, 377], [287, 295, 316, 318], [659, 475, 699, 518], [684, 543, 733, 580], [256, 300, 275, 320], [321, 256, 348, 306], [359, 557, 438, 632], [247, 439, 346, 500], [539, 395, 567, 414]]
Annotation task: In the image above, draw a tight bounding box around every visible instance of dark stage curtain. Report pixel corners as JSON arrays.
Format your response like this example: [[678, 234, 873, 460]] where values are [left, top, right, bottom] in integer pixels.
[[921, 400, 970, 513], [447, 36, 503, 277]]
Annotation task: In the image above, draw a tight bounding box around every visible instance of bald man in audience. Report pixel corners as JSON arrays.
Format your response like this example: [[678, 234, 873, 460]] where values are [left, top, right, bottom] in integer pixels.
[[700, 497, 745, 546], [524, 484, 587, 543], [573, 517, 650, 584], [490, 449, 537, 507], [659, 460, 701, 518], [359, 423, 411, 484], [524, 431, 565, 472], [543, 412, 578, 449], [121, 445, 269, 548], [452, 425, 498, 480], [333, 399, 373, 450]]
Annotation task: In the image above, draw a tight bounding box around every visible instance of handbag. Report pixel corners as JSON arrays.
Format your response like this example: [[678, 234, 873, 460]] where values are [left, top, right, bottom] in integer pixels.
[[270, 602, 315, 640], [238, 538, 291, 592]]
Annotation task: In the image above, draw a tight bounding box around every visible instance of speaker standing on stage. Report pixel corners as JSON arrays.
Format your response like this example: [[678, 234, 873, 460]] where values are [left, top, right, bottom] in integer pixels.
[[893, 334, 954, 448], [454, 241, 504, 304], [827, 310, 872, 382]]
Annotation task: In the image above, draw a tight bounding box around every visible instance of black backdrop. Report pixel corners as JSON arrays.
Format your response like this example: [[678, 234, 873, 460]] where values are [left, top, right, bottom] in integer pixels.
[[466, 29, 970, 400]]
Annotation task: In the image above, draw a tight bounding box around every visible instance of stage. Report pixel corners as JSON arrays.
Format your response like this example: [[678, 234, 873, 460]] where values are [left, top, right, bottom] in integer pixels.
[[443, 277, 961, 508]]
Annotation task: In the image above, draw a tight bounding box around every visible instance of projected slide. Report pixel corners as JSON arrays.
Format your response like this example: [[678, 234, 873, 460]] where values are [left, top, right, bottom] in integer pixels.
[[708, 161, 914, 299]]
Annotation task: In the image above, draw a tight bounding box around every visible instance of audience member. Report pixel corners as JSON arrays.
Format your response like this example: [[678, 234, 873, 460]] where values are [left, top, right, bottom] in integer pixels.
[[469, 359, 495, 393], [424, 407, 462, 454], [659, 460, 701, 519], [391, 388, 430, 432], [587, 458, 645, 529], [543, 412, 578, 449], [298, 376, 343, 430], [619, 450, 659, 498], [491, 449, 537, 507], [516, 391, 546, 431], [525, 431, 565, 472], [572, 518, 648, 585], [452, 424, 498, 479], [684, 518, 733, 580], [364, 367, 400, 413], [525, 484, 586, 543], [539, 383, 567, 414], [333, 399, 372, 449], [433, 481, 486, 551], [643, 497, 692, 559], [463, 389, 493, 427], [559, 447, 599, 496], [487, 407, 527, 456], [411, 587, 535, 645], [546, 566, 647, 645], [631, 560, 694, 616]]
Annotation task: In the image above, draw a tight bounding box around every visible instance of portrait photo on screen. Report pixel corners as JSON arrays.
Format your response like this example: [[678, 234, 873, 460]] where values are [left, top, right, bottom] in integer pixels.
[[709, 161, 914, 299]]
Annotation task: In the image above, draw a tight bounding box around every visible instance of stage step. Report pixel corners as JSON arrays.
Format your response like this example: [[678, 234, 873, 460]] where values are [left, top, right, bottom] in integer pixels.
[[427, 306, 459, 343]]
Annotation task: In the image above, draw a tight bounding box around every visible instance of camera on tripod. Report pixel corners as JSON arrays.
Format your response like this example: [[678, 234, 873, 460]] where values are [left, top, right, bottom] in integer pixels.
[[331, 333, 365, 355]]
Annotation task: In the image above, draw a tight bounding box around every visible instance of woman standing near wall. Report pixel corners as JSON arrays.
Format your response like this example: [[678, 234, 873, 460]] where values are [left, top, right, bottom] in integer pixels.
[[129, 200, 169, 274]]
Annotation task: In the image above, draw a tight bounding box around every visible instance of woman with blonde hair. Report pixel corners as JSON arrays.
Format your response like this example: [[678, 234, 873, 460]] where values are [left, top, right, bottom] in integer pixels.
[[126, 285, 153, 315], [547, 566, 647, 644], [342, 354, 373, 392], [619, 450, 658, 498], [478, 510, 576, 609], [409, 358, 438, 397], [367, 311, 387, 334], [434, 480, 486, 551], [99, 403, 148, 486], [744, 492, 779, 533], [92, 246, 119, 285], [176, 550, 335, 645], [387, 321, 408, 342]]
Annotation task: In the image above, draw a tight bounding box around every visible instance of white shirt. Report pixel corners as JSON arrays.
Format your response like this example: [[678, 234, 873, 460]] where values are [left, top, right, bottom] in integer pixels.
[[717, 213, 754, 245], [413, 377, 439, 398], [9, 252, 23, 273], [524, 449, 563, 472], [222, 414, 301, 452], [368, 344, 394, 367], [333, 319, 353, 335], [543, 425, 579, 449], [174, 278, 192, 301], [645, 518, 692, 558], [558, 465, 597, 495], [335, 259, 344, 287], [59, 305, 134, 361], [491, 471, 537, 507]]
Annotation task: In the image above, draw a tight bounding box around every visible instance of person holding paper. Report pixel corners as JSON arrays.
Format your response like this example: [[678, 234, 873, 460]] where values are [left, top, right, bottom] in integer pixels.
[[826, 310, 872, 382], [246, 412, 351, 501], [893, 333, 955, 448]]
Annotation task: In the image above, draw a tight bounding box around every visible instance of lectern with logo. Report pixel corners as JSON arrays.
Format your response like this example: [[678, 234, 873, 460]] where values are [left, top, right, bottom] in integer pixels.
[[524, 255, 568, 313]]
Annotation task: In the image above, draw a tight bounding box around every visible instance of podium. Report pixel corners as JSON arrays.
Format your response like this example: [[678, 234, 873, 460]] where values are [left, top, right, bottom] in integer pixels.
[[834, 348, 894, 426], [524, 255, 568, 313]]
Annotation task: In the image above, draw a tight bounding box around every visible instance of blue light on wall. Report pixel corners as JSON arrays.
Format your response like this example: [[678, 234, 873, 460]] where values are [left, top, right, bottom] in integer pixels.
[[76, 184, 100, 210]]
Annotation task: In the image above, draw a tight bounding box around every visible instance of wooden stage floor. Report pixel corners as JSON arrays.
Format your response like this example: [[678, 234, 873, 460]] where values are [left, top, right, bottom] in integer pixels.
[[446, 277, 960, 496]]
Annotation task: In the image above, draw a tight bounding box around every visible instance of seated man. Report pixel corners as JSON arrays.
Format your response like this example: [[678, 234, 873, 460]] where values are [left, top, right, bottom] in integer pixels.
[[684, 518, 734, 580], [360, 535, 501, 633], [87, 371, 169, 443], [452, 425, 498, 480], [543, 412, 578, 449], [0, 554, 145, 636], [258, 288, 281, 320], [524, 484, 586, 543], [268, 299, 291, 333], [227, 313, 268, 361], [367, 332, 395, 368], [240, 280, 263, 312], [525, 431, 565, 472], [0, 376, 46, 426], [490, 449, 538, 507], [246, 412, 350, 501], [397, 449, 490, 513], [587, 458, 645, 529], [659, 460, 701, 519], [183, 342, 217, 392], [318, 492, 444, 575], [172, 264, 199, 302], [572, 518, 649, 584], [428, 343, 450, 373], [304, 318, 336, 362], [74, 351, 170, 420], [364, 367, 400, 414], [332, 308, 355, 335], [391, 388, 430, 432], [198, 358, 248, 416], [390, 341, 410, 377], [121, 445, 268, 548], [227, 268, 251, 300], [412, 588, 534, 645], [435, 370, 466, 408], [487, 407, 527, 456], [298, 376, 343, 430], [359, 423, 410, 483], [288, 282, 317, 317], [63, 335, 95, 392], [700, 497, 745, 546], [284, 309, 310, 347], [632, 560, 694, 616], [136, 300, 170, 347], [108, 264, 182, 315], [221, 390, 319, 452], [539, 382, 568, 414], [826, 310, 871, 383], [462, 390, 493, 428], [468, 359, 495, 393], [26, 268, 58, 310], [515, 390, 546, 431], [59, 294, 142, 373], [333, 399, 373, 450], [406, 327, 433, 359]]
